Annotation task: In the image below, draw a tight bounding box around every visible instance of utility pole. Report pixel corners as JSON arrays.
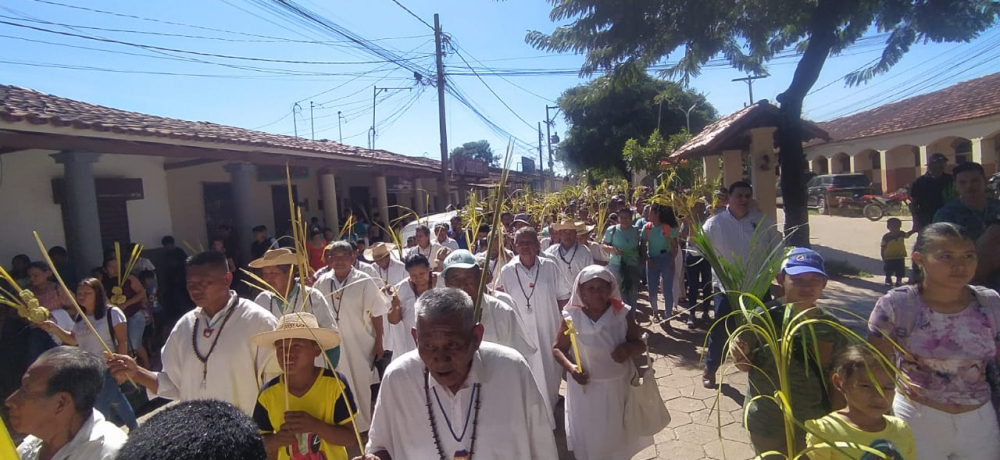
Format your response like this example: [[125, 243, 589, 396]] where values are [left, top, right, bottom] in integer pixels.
[[292, 102, 302, 138], [537, 122, 543, 177], [310, 101, 315, 140], [731, 74, 768, 106], [684, 102, 698, 134], [338, 111, 344, 144], [545, 105, 560, 174], [370, 86, 411, 150], [434, 13, 450, 210]]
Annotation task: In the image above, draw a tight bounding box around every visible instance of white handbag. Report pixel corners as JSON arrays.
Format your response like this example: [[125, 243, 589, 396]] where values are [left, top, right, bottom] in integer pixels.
[[624, 334, 671, 436]]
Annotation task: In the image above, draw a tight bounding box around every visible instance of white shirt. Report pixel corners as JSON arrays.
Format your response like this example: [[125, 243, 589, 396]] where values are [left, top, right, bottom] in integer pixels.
[[152, 292, 277, 414], [387, 279, 420, 358], [48, 309, 74, 345], [17, 410, 126, 460], [497, 256, 570, 421], [253, 285, 337, 330], [436, 237, 460, 252], [544, 242, 595, 288], [133, 257, 155, 273], [366, 343, 558, 460], [478, 294, 538, 361], [701, 208, 781, 290], [405, 243, 444, 270], [587, 241, 609, 263], [354, 260, 380, 280], [72, 307, 126, 356], [315, 268, 390, 431], [372, 257, 408, 289]]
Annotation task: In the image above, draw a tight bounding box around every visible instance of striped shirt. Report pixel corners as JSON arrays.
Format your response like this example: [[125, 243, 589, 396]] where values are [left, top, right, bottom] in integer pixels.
[[701, 208, 781, 290]]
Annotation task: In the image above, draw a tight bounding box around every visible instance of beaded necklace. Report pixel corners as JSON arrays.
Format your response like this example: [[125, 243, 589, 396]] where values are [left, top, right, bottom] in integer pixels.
[[424, 369, 481, 460], [513, 260, 541, 310], [329, 271, 351, 322], [557, 243, 579, 267], [191, 295, 238, 388]]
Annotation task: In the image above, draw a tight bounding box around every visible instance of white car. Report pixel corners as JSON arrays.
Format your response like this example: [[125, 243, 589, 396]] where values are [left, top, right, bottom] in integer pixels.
[[400, 211, 458, 243]]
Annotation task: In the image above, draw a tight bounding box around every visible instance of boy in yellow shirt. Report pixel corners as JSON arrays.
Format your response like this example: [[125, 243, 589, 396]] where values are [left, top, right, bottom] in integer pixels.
[[805, 344, 915, 460], [880, 218, 910, 287], [251, 313, 358, 460]]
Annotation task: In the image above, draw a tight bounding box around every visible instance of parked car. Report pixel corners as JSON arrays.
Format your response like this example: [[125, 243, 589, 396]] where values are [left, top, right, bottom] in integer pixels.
[[806, 173, 874, 214], [775, 172, 818, 207]]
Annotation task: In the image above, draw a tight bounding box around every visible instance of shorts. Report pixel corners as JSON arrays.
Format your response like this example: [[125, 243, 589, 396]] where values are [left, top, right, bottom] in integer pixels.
[[883, 258, 905, 278]]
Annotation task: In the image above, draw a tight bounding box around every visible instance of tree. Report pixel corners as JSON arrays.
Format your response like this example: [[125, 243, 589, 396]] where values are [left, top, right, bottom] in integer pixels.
[[555, 74, 715, 177], [451, 140, 498, 167], [623, 129, 702, 187], [527, 0, 998, 247]]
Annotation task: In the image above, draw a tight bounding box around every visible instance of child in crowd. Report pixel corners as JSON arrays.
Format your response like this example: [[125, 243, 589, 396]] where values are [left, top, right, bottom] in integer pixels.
[[137, 270, 159, 360], [731, 248, 846, 458], [880, 218, 909, 287], [805, 344, 916, 460], [251, 313, 358, 460]]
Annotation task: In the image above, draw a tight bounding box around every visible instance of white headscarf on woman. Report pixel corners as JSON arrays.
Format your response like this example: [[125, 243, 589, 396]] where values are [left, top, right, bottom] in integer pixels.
[[567, 265, 626, 313]]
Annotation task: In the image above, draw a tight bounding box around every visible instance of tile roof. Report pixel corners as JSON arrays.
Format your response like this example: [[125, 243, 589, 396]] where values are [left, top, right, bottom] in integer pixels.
[[0, 84, 440, 171], [670, 101, 830, 159], [815, 72, 1000, 143]]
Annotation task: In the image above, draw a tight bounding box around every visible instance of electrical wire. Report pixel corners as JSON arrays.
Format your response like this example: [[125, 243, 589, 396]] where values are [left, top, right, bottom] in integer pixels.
[[387, 0, 434, 31], [453, 49, 536, 130]]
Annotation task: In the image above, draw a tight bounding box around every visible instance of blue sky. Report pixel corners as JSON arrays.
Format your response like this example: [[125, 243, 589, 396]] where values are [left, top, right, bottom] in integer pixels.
[[2, 0, 998, 175]]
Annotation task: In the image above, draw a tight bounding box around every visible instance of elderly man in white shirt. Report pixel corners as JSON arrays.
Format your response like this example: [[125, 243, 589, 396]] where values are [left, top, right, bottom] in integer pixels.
[[8, 346, 127, 460], [356, 288, 557, 460], [544, 219, 595, 288], [434, 223, 460, 252], [700, 181, 782, 388], [108, 251, 277, 415], [315, 241, 389, 432], [497, 227, 571, 420], [366, 243, 408, 289]]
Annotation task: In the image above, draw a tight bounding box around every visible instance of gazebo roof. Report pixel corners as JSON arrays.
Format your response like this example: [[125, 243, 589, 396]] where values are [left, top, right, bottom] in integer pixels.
[[670, 101, 830, 159]]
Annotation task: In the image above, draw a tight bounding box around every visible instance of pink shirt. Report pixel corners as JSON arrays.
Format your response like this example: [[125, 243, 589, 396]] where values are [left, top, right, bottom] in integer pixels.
[[869, 287, 998, 406]]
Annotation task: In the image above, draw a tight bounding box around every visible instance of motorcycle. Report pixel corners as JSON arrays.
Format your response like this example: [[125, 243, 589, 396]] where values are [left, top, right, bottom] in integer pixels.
[[862, 190, 910, 222]]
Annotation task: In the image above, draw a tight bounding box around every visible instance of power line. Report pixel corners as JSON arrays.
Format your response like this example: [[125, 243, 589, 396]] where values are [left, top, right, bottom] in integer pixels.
[[387, 0, 434, 31], [0, 58, 415, 80], [453, 48, 536, 130]]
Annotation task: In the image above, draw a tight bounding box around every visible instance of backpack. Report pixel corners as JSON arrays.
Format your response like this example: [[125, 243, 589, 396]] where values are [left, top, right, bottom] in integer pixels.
[[885, 284, 1000, 422]]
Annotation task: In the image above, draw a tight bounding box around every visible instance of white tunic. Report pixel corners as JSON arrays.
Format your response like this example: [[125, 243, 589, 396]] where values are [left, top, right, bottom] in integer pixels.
[[437, 237, 460, 252], [386, 279, 420, 359], [153, 292, 277, 415], [254, 285, 338, 368], [315, 268, 390, 431], [366, 343, 558, 460], [544, 242, 595, 289], [497, 256, 571, 419], [372, 257, 408, 289], [405, 243, 444, 270], [354, 260, 380, 280], [562, 305, 652, 460], [478, 293, 538, 362], [17, 410, 126, 460]]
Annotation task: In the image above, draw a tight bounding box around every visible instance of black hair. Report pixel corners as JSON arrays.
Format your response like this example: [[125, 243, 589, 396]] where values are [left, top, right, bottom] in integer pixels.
[[38, 346, 104, 415], [252, 225, 267, 233], [138, 270, 156, 282], [832, 343, 884, 382], [116, 400, 267, 460], [186, 251, 230, 274], [728, 180, 753, 195], [161, 236, 175, 246], [12, 254, 30, 265], [309, 229, 323, 239], [953, 161, 985, 178], [404, 253, 431, 270], [886, 217, 902, 227], [48, 246, 68, 258], [27, 261, 53, 274], [478, 223, 491, 234], [415, 225, 431, 237], [910, 222, 974, 285], [655, 205, 678, 228]]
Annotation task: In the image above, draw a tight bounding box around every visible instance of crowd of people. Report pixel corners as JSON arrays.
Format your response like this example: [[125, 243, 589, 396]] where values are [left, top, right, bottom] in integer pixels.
[[3, 163, 1000, 460]]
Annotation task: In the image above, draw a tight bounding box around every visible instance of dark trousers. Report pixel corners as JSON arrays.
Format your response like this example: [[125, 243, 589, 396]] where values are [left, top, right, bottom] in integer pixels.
[[685, 254, 712, 314], [884, 258, 906, 283], [704, 290, 731, 373]]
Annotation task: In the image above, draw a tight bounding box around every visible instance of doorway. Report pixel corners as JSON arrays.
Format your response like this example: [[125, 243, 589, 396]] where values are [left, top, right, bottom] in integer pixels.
[[271, 184, 299, 240]]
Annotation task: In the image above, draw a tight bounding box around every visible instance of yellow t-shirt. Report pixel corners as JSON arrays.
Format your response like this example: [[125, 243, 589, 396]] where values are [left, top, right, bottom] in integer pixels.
[[805, 412, 916, 460], [882, 232, 908, 260], [253, 369, 357, 460]]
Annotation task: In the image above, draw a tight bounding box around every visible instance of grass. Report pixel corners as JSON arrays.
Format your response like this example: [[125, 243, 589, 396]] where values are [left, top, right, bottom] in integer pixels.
[[823, 259, 874, 279]]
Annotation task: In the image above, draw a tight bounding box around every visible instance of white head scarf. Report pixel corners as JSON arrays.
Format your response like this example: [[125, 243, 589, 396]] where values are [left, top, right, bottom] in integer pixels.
[[567, 265, 625, 313]]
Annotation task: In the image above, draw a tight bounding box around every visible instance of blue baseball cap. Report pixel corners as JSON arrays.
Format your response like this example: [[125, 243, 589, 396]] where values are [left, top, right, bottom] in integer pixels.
[[442, 250, 478, 276], [781, 248, 827, 278]]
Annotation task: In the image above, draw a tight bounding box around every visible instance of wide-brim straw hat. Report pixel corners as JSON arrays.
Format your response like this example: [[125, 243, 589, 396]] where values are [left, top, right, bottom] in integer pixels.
[[577, 223, 595, 235], [552, 219, 582, 232], [250, 312, 340, 350], [364, 242, 396, 261], [248, 248, 298, 268]]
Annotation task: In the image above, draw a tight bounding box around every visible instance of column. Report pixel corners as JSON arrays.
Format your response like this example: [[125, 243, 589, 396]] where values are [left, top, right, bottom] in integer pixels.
[[51, 151, 103, 276], [703, 155, 721, 182], [972, 137, 998, 175], [414, 178, 427, 216], [749, 127, 778, 224], [225, 162, 258, 265], [722, 149, 743, 188], [917, 145, 929, 176], [878, 150, 890, 192], [319, 171, 340, 232], [375, 175, 390, 227]]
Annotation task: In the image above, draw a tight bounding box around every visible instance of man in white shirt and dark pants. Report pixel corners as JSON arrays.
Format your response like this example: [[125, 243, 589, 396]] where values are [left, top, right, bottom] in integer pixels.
[[357, 288, 557, 460], [544, 219, 594, 288], [700, 181, 781, 388]]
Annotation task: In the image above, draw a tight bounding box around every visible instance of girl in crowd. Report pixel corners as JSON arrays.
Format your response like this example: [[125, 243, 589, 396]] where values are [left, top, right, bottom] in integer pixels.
[[102, 257, 149, 368], [386, 254, 435, 358], [602, 207, 641, 309], [868, 222, 1000, 459], [40, 278, 138, 430], [641, 204, 679, 324], [554, 266, 651, 460]]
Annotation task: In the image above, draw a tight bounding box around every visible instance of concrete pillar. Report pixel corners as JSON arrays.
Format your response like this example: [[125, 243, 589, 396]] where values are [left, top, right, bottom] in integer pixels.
[[51, 151, 103, 276], [375, 175, 389, 228], [917, 145, 929, 176], [972, 137, 997, 175], [319, 171, 339, 233], [748, 127, 778, 224], [722, 149, 743, 188], [703, 155, 721, 182], [225, 163, 258, 265], [414, 178, 427, 216], [878, 150, 890, 192]]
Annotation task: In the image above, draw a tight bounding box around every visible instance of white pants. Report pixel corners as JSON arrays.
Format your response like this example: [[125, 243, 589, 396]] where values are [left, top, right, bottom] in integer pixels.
[[894, 392, 1000, 460]]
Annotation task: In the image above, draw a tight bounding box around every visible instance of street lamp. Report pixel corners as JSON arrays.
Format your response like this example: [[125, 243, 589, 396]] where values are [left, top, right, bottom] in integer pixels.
[[684, 102, 698, 134]]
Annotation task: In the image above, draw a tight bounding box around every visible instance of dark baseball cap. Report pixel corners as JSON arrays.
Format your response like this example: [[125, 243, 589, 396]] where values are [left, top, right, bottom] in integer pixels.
[[927, 153, 948, 165]]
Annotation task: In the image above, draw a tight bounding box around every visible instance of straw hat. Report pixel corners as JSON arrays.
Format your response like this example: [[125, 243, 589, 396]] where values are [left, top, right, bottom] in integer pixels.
[[250, 312, 340, 350], [363, 242, 396, 261], [248, 248, 298, 268], [576, 223, 595, 235], [552, 218, 581, 232]]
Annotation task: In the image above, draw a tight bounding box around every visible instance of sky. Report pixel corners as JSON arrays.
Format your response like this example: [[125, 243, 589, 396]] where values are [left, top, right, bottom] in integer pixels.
[[2, 0, 999, 176]]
